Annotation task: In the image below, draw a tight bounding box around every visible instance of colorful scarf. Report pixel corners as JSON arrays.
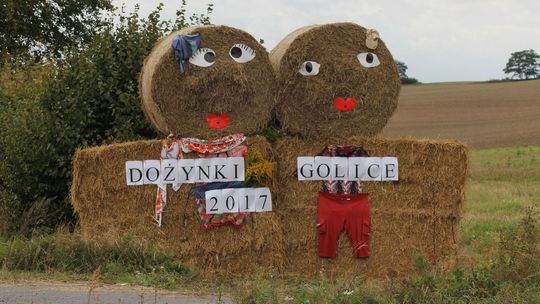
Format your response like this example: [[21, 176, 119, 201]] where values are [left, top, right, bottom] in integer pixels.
[[153, 134, 246, 227], [154, 141, 182, 226], [179, 133, 246, 155]]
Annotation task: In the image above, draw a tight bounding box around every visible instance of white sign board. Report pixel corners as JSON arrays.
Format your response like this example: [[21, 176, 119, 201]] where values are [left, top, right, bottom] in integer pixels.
[[125, 161, 144, 185], [143, 160, 162, 184], [296, 156, 399, 181], [125, 157, 245, 185], [204, 188, 273, 214]]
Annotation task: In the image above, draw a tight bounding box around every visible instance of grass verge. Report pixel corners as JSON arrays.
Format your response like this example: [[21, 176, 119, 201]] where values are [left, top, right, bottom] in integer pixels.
[[0, 232, 193, 289]]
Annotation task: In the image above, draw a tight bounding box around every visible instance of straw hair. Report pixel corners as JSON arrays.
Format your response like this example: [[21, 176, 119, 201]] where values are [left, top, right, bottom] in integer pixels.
[[139, 25, 276, 138], [274, 136, 468, 277], [71, 137, 284, 277], [270, 22, 401, 139]]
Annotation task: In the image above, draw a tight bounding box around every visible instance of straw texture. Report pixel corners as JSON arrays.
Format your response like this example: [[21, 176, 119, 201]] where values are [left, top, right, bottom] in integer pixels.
[[71, 136, 284, 277], [274, 136, 468, 277], [270, 22, 401, 139], [140, 25, 276, 138]]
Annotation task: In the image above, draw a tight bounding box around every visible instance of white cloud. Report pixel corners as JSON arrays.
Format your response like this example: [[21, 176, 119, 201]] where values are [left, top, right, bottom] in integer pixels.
[[113, 0, 540, 82]]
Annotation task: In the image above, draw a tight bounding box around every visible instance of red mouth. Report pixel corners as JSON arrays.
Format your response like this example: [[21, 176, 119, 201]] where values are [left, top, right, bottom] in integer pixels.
[[206, 113, 230, 129], [333, 97, 358, 112]]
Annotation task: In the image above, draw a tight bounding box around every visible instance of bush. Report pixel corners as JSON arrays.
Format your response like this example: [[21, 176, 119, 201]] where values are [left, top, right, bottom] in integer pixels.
[[401, 77, 420, 85], [0, 62, 61, 234], [0, 2, 213, 235]]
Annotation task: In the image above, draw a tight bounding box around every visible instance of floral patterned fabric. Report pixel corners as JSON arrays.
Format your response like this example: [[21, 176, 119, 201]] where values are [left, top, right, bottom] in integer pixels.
[[153, 133, 247, 227], [179, 133, 246, 155], [154, 141, 182, 226], [192, 181, 247, 229]]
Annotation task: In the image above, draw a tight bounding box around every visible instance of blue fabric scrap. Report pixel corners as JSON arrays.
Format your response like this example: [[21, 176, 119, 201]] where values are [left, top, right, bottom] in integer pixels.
[[171, 33, 201, 73]]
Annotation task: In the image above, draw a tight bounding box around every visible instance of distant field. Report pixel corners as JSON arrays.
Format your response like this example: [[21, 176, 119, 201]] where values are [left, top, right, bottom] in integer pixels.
[[382, 80, 540, 149]]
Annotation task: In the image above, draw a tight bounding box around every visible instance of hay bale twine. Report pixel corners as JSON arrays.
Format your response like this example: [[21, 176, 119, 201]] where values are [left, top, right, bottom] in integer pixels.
[[270, 22, 401, 139], [140, 25, 275, 138]]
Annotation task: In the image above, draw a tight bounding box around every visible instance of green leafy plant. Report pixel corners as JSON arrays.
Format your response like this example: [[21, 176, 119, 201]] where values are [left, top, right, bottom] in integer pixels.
[[0, 2, 213, 235]]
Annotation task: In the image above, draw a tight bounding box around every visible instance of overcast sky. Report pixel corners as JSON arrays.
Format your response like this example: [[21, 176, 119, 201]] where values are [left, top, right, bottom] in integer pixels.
[[113, 0, 540, 83]]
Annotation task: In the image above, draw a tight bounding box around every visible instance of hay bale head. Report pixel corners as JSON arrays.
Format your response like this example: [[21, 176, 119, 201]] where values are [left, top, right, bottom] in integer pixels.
[[270, 23, 400, 138], [71, 137, 284, 277], [274, 137, 468, 277], [140, 25, 275, 137]]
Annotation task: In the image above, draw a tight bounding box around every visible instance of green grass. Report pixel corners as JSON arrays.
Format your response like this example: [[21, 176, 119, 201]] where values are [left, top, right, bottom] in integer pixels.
[[461, 146, 540, 249], [1, 146, 539, 303], [0, 232, 194, 289], [231, 146, 540, 303]]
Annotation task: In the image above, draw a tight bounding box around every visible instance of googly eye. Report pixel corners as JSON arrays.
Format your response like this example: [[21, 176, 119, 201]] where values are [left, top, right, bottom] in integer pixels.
[[229, 44, 256, 63], [357, 52, 380, 68], [189, 48, 216, 67], [299, 61, 320, 76]]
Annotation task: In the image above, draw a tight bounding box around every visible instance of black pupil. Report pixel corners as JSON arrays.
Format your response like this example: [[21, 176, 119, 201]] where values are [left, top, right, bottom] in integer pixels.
[[305, 62, 313, 73], [230, 47, 242, 58], [366, 53, 374, 63], [204, 52, 215, 63]]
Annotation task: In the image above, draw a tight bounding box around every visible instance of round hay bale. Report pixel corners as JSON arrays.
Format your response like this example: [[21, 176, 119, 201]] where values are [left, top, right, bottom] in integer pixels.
[[140, 25, 275, 138], [270, 22, 401, 139]]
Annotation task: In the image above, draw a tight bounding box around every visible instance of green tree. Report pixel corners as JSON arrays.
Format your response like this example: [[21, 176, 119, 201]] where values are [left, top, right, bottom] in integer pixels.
[[395, 60, 420, 85], [0, 2, 213, 235], [395, 60, 408, 79], [503, 49, 540, 80], [0, 0, 114, 61]]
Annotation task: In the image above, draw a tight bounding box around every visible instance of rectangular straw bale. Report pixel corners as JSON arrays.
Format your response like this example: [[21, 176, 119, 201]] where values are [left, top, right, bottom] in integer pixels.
[[275, 136, 468, 214], [71, 136, 284, 277], [278, 208, 458, 278], [275, 136, 467, 277]]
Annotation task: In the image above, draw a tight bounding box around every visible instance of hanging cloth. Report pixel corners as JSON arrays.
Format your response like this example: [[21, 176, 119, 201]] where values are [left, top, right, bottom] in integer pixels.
[[171, 33, 201, 74], [318, 145, 370, 194], [154, 140, 181, 226], [152, 133, 246, 227], [179, 133, 246, 155]]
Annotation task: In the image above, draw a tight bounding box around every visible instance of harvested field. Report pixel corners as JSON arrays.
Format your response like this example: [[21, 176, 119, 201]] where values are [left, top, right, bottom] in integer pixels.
[[382, 80, 540, 149]]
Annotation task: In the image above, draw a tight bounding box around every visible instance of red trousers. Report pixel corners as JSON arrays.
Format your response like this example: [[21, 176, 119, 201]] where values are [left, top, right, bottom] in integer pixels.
[[317, 192, 370, 258]]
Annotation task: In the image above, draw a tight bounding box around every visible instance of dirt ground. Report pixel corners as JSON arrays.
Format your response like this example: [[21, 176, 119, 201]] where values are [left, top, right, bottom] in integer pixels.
[[382, 79, 540, 148], [0, 281, 231, 304]]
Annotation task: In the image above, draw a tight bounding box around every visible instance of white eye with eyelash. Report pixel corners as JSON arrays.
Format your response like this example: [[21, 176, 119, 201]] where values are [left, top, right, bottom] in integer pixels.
[[229, 44, 256, 63], [189, 48, 216, 67], [299, 61, 320, 76], [357, 52, 380, 68]]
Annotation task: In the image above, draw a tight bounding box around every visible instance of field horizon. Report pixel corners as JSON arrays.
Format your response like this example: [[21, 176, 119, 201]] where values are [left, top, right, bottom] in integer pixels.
[[383, 79, 540, 149]]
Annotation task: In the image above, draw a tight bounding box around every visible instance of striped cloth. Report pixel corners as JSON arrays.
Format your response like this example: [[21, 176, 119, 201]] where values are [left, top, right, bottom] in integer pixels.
[[318, 145, 369, 194]]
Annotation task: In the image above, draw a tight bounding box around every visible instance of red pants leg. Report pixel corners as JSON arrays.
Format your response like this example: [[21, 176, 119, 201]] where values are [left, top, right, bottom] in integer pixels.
[[317, 192, 370, 259]]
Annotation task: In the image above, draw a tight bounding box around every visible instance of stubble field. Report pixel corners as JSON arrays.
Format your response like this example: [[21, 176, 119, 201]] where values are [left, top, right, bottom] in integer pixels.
[[383, 79, 540, 149]]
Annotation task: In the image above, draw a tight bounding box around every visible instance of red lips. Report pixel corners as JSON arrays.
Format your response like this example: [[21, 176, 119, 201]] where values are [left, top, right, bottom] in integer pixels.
[[206, 113, 230, 129], [333, 97, 358, 112]]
